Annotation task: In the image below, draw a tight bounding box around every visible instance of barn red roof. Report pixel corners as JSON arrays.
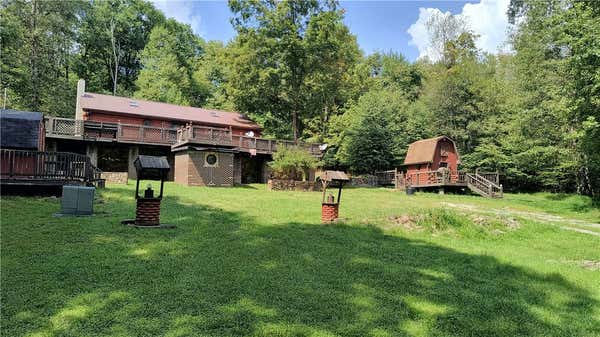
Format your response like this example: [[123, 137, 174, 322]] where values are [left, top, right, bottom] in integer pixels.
[[403, 136, 459, 165], [79, 92, 261, 130]]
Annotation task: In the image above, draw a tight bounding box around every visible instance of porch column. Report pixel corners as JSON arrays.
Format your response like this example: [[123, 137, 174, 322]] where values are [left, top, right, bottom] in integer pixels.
[[86, 143, 98, 166], [128, 146, 139, 180]]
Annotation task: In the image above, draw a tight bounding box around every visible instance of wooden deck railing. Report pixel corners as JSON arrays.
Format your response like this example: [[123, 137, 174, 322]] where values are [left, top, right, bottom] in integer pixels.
[[0, 149, 101, 183], [177, 125, 321, 155], [45, 117, 178, 145], [45, 117, 322, 155], [403, 170, 464, 187]]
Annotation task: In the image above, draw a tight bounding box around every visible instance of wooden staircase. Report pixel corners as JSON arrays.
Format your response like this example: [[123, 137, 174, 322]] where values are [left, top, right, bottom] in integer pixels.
[[465, 173, 503, 198]]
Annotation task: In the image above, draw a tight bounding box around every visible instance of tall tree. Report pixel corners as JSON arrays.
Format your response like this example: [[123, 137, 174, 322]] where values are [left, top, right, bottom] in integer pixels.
[[426, 10, 469, 64], [1, 0, 83, 116], [507, 0, 600, 196], [135, 19, 209, 106], [76, 0, 164, 96], [227, 0, 360, 141]]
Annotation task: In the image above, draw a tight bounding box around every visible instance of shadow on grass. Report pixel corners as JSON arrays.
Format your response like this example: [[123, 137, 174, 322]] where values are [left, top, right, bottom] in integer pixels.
[[2, 186, 598, 337]]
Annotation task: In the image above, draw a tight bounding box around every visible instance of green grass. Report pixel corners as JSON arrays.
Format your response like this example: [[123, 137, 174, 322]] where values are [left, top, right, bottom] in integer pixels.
[[2, 183, 599, 337]]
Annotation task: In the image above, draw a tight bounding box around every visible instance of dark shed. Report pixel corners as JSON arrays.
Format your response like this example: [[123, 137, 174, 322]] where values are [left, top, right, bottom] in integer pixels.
[[0, 109, 44, 150]]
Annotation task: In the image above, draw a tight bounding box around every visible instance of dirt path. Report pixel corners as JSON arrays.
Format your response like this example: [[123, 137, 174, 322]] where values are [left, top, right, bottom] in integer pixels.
[[441, 202, 600, 236]]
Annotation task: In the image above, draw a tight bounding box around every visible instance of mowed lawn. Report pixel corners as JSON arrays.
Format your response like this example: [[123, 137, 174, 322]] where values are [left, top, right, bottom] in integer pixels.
[[2, 183, 599, 337]]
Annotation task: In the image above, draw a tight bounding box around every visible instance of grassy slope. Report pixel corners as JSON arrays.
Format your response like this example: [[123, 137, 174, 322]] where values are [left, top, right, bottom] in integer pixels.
[[1, 183, 599, 337]]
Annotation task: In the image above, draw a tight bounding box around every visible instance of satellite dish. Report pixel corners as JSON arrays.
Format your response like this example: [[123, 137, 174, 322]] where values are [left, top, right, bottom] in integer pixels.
[[245, 131, 255, 137], [319, 143, 328, 151]]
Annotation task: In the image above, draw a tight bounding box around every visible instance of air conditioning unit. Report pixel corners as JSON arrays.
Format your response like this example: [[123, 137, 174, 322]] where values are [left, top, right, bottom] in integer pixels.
[[61, 185, 95, 215]]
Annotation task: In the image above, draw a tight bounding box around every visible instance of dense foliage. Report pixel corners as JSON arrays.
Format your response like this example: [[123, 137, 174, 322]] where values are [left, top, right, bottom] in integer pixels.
[[1, 0, 598, 198], [269, 145, 319, 181]]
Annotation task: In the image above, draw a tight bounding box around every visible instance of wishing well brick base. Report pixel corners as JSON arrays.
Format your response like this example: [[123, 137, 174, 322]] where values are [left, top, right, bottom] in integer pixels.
[[135, 198, 161, 226], [321, 203, 339, 223]]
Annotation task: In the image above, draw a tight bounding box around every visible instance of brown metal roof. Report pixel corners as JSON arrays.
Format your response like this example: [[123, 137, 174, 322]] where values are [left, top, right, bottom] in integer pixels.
[[80, 92, 262, 130], [403, 136, 458, 165]]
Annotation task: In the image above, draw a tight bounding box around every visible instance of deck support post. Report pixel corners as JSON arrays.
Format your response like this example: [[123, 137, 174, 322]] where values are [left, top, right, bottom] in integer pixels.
[[128, 146, 139, 180], [261, 159, 271, 183], [86, 144, 98, 167]]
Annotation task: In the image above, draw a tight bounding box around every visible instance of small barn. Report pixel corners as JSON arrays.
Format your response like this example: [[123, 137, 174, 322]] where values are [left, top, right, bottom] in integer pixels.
[[402, 136, 461, 186], [402, 136, 460, 186], [396, 135, 503, 198]]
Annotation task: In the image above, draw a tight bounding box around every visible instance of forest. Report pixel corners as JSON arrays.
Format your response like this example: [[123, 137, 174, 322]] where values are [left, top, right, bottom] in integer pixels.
[[1, 0, 599, 198]]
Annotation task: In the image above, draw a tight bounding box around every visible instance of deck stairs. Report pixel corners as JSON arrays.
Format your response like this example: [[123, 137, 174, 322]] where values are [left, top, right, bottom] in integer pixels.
[[465, 173, 503, 198]]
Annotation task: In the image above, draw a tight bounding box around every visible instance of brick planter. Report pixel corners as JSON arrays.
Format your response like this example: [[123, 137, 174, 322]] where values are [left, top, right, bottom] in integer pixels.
[[135, 198, 161, 226], [321, 203, 339, 223]]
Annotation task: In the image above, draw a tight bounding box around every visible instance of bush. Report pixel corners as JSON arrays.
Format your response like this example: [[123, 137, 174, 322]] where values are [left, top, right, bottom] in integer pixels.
[[269, 146, 319, 181]]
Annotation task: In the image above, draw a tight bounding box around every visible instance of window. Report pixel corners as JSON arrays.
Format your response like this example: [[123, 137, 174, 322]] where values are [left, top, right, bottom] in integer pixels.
[[205, 153, 218, 167], [143, 120, 152, 126], [440, 143, 450, 156], [439, 162, 448, 168]]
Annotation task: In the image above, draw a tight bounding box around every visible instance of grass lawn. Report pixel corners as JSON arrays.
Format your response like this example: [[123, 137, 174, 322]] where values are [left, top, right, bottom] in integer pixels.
[[2, 183, 599, 337]]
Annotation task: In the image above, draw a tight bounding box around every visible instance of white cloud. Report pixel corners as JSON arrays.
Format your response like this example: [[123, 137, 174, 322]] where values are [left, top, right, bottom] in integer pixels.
[[407, 8, 451, 62], [151, 1, 204, 37], [407, 0, 511, 61]]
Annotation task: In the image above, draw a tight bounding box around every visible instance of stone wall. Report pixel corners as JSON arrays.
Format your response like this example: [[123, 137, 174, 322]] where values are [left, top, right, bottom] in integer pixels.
[[349, 175, 378, 187], [101, 172, 128, 184], [267, 179, 320, 191]]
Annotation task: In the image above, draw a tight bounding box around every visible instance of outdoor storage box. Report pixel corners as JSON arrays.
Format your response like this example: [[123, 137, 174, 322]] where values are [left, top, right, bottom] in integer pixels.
[[61, 185, 95, 215]]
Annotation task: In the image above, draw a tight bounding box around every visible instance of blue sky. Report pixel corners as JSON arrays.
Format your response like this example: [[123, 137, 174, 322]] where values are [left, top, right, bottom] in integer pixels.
[[152, 0, 511, 62]]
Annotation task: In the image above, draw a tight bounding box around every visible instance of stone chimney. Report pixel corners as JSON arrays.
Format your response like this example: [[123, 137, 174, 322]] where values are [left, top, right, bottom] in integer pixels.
[[75, 79, 85, 120]]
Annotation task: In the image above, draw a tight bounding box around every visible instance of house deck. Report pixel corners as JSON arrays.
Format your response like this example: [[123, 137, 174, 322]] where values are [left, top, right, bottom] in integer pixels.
[[45, 117, 321, 156]]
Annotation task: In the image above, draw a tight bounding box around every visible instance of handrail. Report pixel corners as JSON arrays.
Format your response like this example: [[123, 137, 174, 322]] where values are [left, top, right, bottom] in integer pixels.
[[0, 149, 101, 183], [404, 169, 464, 186], [465, 173, 503, 198], [45, 117, 322, 155]]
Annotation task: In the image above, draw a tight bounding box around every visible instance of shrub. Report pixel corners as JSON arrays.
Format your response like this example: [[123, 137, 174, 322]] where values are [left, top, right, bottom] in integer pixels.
[[269, 145, 319, 181]]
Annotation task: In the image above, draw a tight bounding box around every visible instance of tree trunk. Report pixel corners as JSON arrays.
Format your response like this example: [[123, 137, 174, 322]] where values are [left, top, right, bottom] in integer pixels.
[[108, 19, 119, 95], [29, 0, 40, 110], [292, 109, 298, 143]]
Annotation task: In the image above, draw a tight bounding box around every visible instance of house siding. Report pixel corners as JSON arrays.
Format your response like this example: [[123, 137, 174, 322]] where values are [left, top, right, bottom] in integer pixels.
[[174, 150, 237, 187], [84, 110, 260, 136]]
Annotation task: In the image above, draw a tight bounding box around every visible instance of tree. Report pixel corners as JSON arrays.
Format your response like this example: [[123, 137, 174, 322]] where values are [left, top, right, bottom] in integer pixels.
[[226, 0, 360, 141], [334, 89, 406, 173], [426, 11, 469, 64], [506, 0, 599, 196], [1, 0, 84, 116], [269, 146, 319, 180], [195, 41, 236, 111], [135, 20, 209, 106], [76, 0, 164, 96]]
